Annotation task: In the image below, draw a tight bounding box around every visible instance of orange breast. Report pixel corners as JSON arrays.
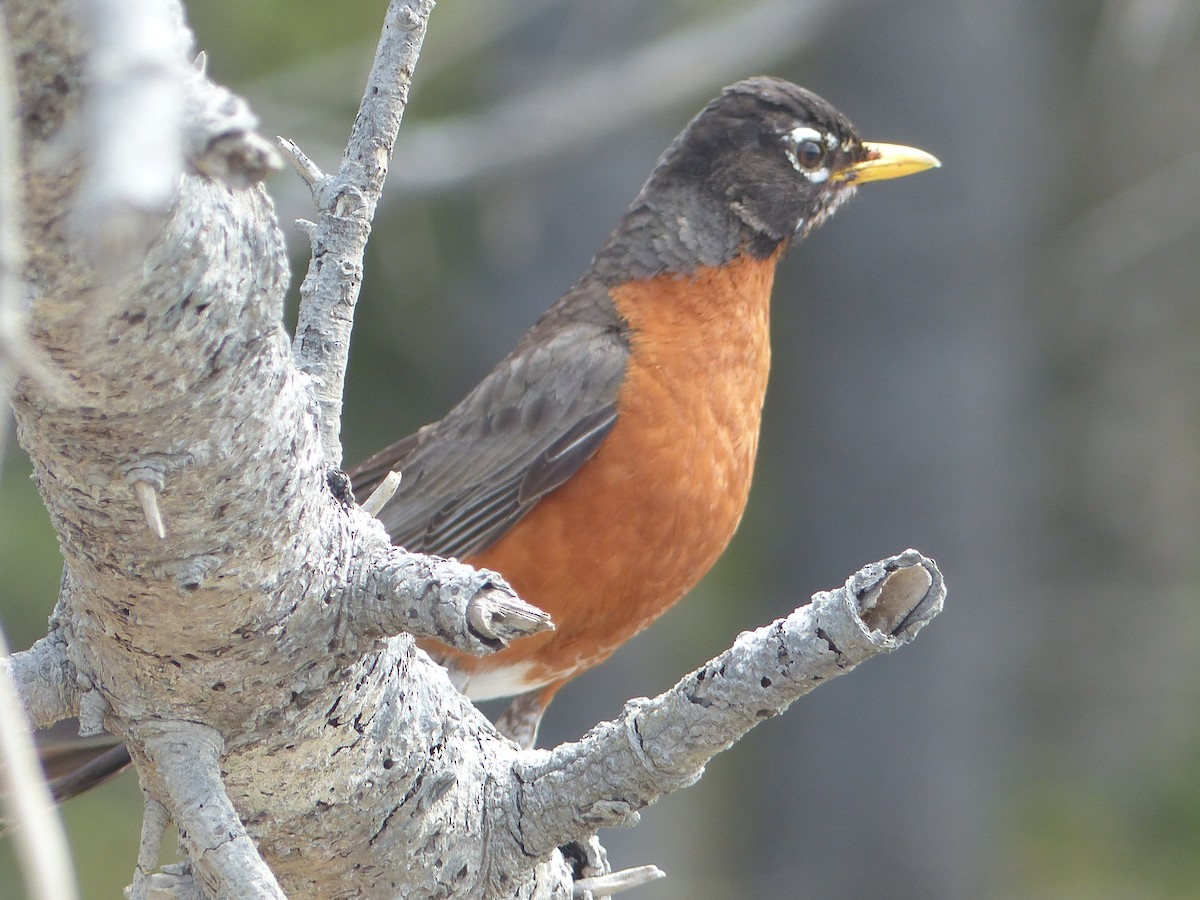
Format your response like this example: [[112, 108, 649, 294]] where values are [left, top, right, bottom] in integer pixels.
[[440, 252, 779, 700]]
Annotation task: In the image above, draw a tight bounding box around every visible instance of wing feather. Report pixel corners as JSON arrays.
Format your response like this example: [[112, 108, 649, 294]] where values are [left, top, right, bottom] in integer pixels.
[[347, 279, 629, 559]]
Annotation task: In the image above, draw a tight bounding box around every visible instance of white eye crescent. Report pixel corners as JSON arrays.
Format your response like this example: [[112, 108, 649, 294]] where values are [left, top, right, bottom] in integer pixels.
[[788, 126, 825, 145], [786, 126, 831, 176]]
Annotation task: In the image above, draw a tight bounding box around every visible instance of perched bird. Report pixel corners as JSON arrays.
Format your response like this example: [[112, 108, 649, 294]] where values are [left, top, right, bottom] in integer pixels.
[[349, 76, 939, 746], [40, 76, 937, 800]]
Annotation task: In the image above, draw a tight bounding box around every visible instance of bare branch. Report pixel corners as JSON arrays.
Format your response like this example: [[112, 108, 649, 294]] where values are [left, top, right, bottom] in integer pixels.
[[353, 543, 552, 654], [574, 865, 666, 898], [360, 469, 401, 517], [4, 633, 79, 730], [290, 0, 436, 468], [139, 721, 285, 899], [276, 136, 325, 188], [128, 794, 170, 900], [512, 551, 944, 858]]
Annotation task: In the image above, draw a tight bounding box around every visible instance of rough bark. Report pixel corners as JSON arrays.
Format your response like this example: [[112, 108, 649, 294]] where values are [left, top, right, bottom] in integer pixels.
[[0, 1, 945, 896]]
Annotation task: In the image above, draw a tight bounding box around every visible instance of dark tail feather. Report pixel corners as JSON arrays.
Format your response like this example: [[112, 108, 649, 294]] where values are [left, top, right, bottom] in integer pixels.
[[46, 741, 132, 804]]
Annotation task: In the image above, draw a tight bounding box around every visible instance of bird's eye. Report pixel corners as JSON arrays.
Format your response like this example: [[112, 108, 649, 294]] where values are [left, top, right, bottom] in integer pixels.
[[796, 140, 826, 169]]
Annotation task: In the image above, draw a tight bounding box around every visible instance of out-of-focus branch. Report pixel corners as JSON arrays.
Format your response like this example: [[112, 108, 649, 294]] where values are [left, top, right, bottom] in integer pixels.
[[0, 9, 78, 895], [259, 0, 854, 217], [0, 627, 80, 900], [1055, 148, 1200, 287], [72, 0, 190, 273], [241, 0, 564, 111], [389, 0, 855, 192]]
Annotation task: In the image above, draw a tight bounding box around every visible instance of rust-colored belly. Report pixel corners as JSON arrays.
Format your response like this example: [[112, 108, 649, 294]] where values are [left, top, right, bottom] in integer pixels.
[[437, 253, 779, 700]]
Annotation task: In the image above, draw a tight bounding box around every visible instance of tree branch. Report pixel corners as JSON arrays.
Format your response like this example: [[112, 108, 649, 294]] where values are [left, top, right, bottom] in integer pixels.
[[3, 2, 946, 896], [511, 551, 944, 858], [288, 0, 436, 468], [137, 721, 284, 899], [4, 632, 79, 730], [351, 542, 553, 653]]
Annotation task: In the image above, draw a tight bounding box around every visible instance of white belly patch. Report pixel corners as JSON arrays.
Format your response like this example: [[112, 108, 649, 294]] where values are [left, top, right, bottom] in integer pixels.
[[451, 660, 548, 701]]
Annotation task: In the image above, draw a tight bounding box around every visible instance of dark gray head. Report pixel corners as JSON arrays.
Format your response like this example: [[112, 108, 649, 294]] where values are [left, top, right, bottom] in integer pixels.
[[590, 76, 939, 281]]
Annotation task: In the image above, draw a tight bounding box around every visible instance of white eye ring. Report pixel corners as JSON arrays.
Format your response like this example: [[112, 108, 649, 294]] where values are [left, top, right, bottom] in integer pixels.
[[788, 126, 824, 145], [785, 126, 833, 180]]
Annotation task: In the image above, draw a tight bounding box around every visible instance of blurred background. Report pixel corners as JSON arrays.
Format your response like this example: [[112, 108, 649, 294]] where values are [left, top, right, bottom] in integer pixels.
[[4, 0, 1200, 896]]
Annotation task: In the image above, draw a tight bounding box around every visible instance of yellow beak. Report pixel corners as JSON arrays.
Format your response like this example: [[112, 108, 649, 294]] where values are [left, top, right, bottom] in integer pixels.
[[836, 141, 941, 184]]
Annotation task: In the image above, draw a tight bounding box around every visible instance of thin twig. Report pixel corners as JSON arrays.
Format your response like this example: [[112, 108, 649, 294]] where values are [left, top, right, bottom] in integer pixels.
[[574, 865, 666, 898], [276, 136, 325, 188], [289, 0, 436, 468], [360, 469, 401, 517]]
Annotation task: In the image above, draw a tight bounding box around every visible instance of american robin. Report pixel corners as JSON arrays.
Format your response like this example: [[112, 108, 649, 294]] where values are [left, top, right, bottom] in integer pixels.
[[40, 76, 937, 798], [349, 76, 939, 746]]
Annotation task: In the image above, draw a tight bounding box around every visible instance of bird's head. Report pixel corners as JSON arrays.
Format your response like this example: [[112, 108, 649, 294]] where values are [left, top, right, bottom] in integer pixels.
[[643, 77, 940, 260], [591, 77, 938, 281]]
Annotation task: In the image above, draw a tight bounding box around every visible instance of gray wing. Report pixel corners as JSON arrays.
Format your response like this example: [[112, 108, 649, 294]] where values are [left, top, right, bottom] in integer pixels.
[[348, 280, 629, 560]]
